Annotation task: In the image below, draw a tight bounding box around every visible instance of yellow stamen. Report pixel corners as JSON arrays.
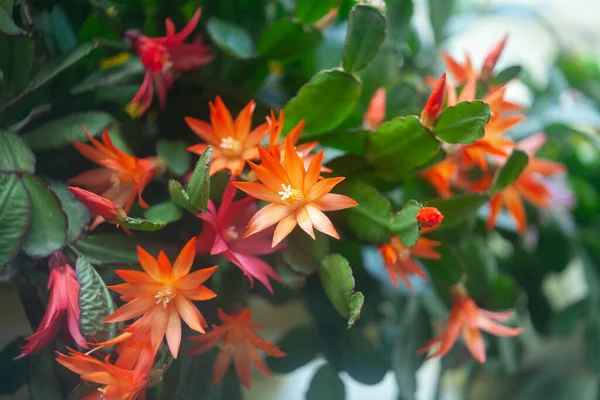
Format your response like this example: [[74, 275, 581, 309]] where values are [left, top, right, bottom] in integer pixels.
[[278, 184, 302, 203]]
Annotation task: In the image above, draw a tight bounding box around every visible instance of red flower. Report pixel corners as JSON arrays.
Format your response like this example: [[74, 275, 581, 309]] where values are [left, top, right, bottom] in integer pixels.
[[416, 207, 444, 229], [197, 181, 280, 292], [420, 73, 447, 129], [126, 8, 214, 116], [419, 285, 523, 363], [17, 253, 86, 358], [69, 186, 126, 224]]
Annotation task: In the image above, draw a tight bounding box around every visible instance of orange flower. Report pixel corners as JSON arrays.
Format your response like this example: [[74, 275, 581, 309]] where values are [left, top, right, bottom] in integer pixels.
[[420, 158, 457, 198], [186, 97, 269, 176], [69, 128, 163, 228], [363, 88, 386, 131], [420, 73, 446, 129], [233, 138, 358, 246], [416, 207, 444, 229], [55, 344, 154, 400], [418, 284, 523, 363], [105, 238, 217, 358], [379, 236, 441, 290], [188, 308, 285, 388]]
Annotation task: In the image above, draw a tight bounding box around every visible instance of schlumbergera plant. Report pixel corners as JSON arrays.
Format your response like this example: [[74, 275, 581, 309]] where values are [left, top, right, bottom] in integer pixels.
[[2, 0, 595, 399]]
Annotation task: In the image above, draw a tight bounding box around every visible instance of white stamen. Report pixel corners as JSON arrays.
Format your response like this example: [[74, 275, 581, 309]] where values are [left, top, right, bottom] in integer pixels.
[[224, 225, 239, 241], [97, 387, 107, 399], [155, 287, 176, 308], [219, 136, 240, 151], [278, 184, 301, 202]]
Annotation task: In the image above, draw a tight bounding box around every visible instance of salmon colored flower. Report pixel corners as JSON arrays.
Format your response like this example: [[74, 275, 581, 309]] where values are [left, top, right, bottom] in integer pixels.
[[105, 238, 218, 358], [69, 128, 163, 229], [188, 308, 285, 388], [364, 88, 386, 131], [186, 97, 269, 176], [17, 253, 86, 358], [416, 207, 444, 229], [125, 8, 214, 116], [420, 73, 447, 129], [233, 138, 358, 246], [420, 158, 457, 199], [418, 284, 523, 363], [56, 344, 154, 400], [69, 186, 127, 224], [379, 236, 441, 290], [480, 34, 508, 82], [196, 182, 280, 292]]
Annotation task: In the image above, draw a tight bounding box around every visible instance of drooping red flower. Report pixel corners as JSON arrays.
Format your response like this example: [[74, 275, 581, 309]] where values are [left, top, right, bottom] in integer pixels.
[[416, 207, 444, 229], [125, 8, 214, 116], [188, 308, 285, 389], [418, 285, 523, 363], [69, 186, 126, 224], [196, 181, 280, 292], [17, 253, 86, 358]]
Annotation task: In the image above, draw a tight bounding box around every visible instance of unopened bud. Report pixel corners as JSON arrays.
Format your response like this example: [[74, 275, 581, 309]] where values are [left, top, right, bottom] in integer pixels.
[[416, 207, 444, 229], [420, 73, 446, 129], [364, 88, 386, 131], [481, 35, 508, 82], [69, 187, 126, 224]]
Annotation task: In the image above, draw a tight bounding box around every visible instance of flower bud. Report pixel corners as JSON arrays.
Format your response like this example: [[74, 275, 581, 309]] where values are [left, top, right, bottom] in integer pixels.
[[420, 73, 446, 129], [481, 35, 508, 82], [69, 187, 126, 223], [416, 207, 444, 229]]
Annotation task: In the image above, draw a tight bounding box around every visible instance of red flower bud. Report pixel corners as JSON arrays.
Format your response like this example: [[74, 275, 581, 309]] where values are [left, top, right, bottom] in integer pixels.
[[68, 187, 126, 223], [416, 207, 444, 229], [481, 34, 508, 82], [420, 73, 446, 129]]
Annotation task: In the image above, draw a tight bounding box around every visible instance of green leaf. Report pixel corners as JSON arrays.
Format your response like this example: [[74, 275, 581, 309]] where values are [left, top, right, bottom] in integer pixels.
[[47, 180, 90, 243], [433, 101, 491, 144], [0, 130, 35, 174], [168, 179, 195, 213], [342, 4, 388, 73], [392, 297, 432, 400], [144, 201, 184, 224], [0, 0, 22, 35], [156, 139, 192, 176], [187, 146, 213, 212], [71, 59, 144, 94], [490, 150, 528, 194], [284, 68, 361, 136], [424, 194, 489, 229], [0, 34, 34, 100], [366, 116, 440, 180], [282, 230, 329, 275], [420, 243, 464, 287], [295, 0, 340, 24], [21, 176, 67, 257], [319, 254, 355, 318], [587, 312, 600, 374], [316, 129, 369, 155], [337, 180, 392, 244], [387, 0, 414, 43], [257, 18, 321, 60], [28, 349, 63, 400], [23, 112, 115, 151], [120, 216, 166, 232], [486, 273, 518, 310], [553, 299, 588, 335], [490, 65, 522, 85], [177, 350, 242, 400], [0, 175, 30, 266], [76, 256, 116, 342], [207, 17, 254, 59], [429, 0, 455, 44], [50, 4, 77, 52], [459, 237, 497, 297], [74, 233, 141, 266], [267, 325, 319, 373], [347, 291, 364, 328], [390, 200, 422, 247], [23, 41, 101, 96], [0, 337, 27, 394], [305, 364, 345, 400], [340, 329, 387, 384]]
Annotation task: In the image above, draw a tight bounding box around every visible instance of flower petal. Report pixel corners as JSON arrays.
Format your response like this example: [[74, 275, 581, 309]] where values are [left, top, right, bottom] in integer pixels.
[[165, 308, 182, 358], [304, 150, 324, 191], [311, 193, 358, 211], [305, 205, 339, 239], [284, 137, 304, 190], [177, 266, 218, 290], [295, 206, 314, 239], [211, 347, 233, 386], [272, 213, 298, 247], [136, 246, 162, 282], [246, 203, 292, 238], [234, 345, 252, 389], [172, 237, 196, 281], [174, 295, 205, 333], [232, 181, 281, 204], [305, 177, 345, 202], [104, 297, 156, 323], [462, 326, 486, 363]]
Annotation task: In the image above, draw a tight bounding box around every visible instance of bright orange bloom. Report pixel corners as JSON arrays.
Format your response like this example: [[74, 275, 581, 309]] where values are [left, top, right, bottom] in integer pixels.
[[418, 285, 523, 363], [186, 97, 269, 176], [416, 207, 444, 229], [188, 308, 285, 388], [56, 344, 153, 400], [233, 138, 358, 246], [420, 73, 446, 129], [69, 186, 126, 224], [420, 158, 457, 198], [105, 238, 217, 358], [69, 128, 163, 228], [379, 236, 441, 290], [363, 88, 386, 131]]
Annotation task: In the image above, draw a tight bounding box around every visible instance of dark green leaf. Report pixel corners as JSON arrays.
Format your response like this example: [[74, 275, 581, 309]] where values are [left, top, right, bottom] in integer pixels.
[[47, 180, 90, 243], [168, 179, 195, 213], [282, 230, 329, 275], [305, 364, 345, 400], [156, 139, 192, 176], [553, 299, 588, 335], [284, 68, 361, 136], [490, 150, 528, 194], [0, 0, 22, 35], [21, 176, 67, 257], [28, 349, 63, 400], [267, 325, 319, 373], [490, 65, 522, 85], [76, 256, 116, 342], [387, 0, 414, 43], [486, 273, 519, 310], [0, 34, 34, 100], [23, 41, 101, 96], [420, 243, 464, 287], [144, 201, 184, 224], [74, 233, 141, 266], [120, 216, 166, 232], [71, 59, 144, 94], [390, 200, 422, 247], [23, 112, 115, 151], [295, 0, 340, 24], [337, 180, 392, 244], [340, 329, 387, 384], [459, 237, 497, 297], [316, 130, 369, 155], [433, 101, 490, 144], [429, 0, 455, 44], [50, 4, 77, 52], [0, 175, 30, 266], [207, 17, 254, 59], [586, 312, 600, 374], [319, 254, 355, 318], [342, 4, 387, 73], [425, 194, 489, 229], [393, 297, 431, 400], [0, 130, 35, 174], [0, 337, 27, 394], [177, 350, 242, 400], [187, 146, 213, 212], [366, 116, 440, 180], [257, 18, 321, 60], [347, 291, 364, 328]]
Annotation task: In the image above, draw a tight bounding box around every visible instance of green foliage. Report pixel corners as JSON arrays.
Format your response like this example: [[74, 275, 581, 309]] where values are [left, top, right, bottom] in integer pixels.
[[295, 0, 340, 24], [187, 146, 213, 212], [491, 150, 529, 194], [282, 230, 329, 275], [257, 18, 321, 60], [0, 130, 36, 174], [144, 201, 184, 224], [267, 325, 320, 373], [319, 254, 357, 319], [0, 175, 30, 266], [390, 200, 422, 247], [306, 364, 345, 400], [433, 101, 491, 144], [425, 194, 489, 229], [342, 5, 388, 73], [47, 180, 90, 243], [0, 34, 34, 100], [156, 139, 192, 176], [207, 18, 255, 59], [0, 0, 22, 35]]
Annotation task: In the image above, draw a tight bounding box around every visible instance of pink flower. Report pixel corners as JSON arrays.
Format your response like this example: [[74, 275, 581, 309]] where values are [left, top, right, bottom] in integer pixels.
[[196, 181, 280, 292], [125, 8, 214, 116], [17, 253, 86, 358]]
